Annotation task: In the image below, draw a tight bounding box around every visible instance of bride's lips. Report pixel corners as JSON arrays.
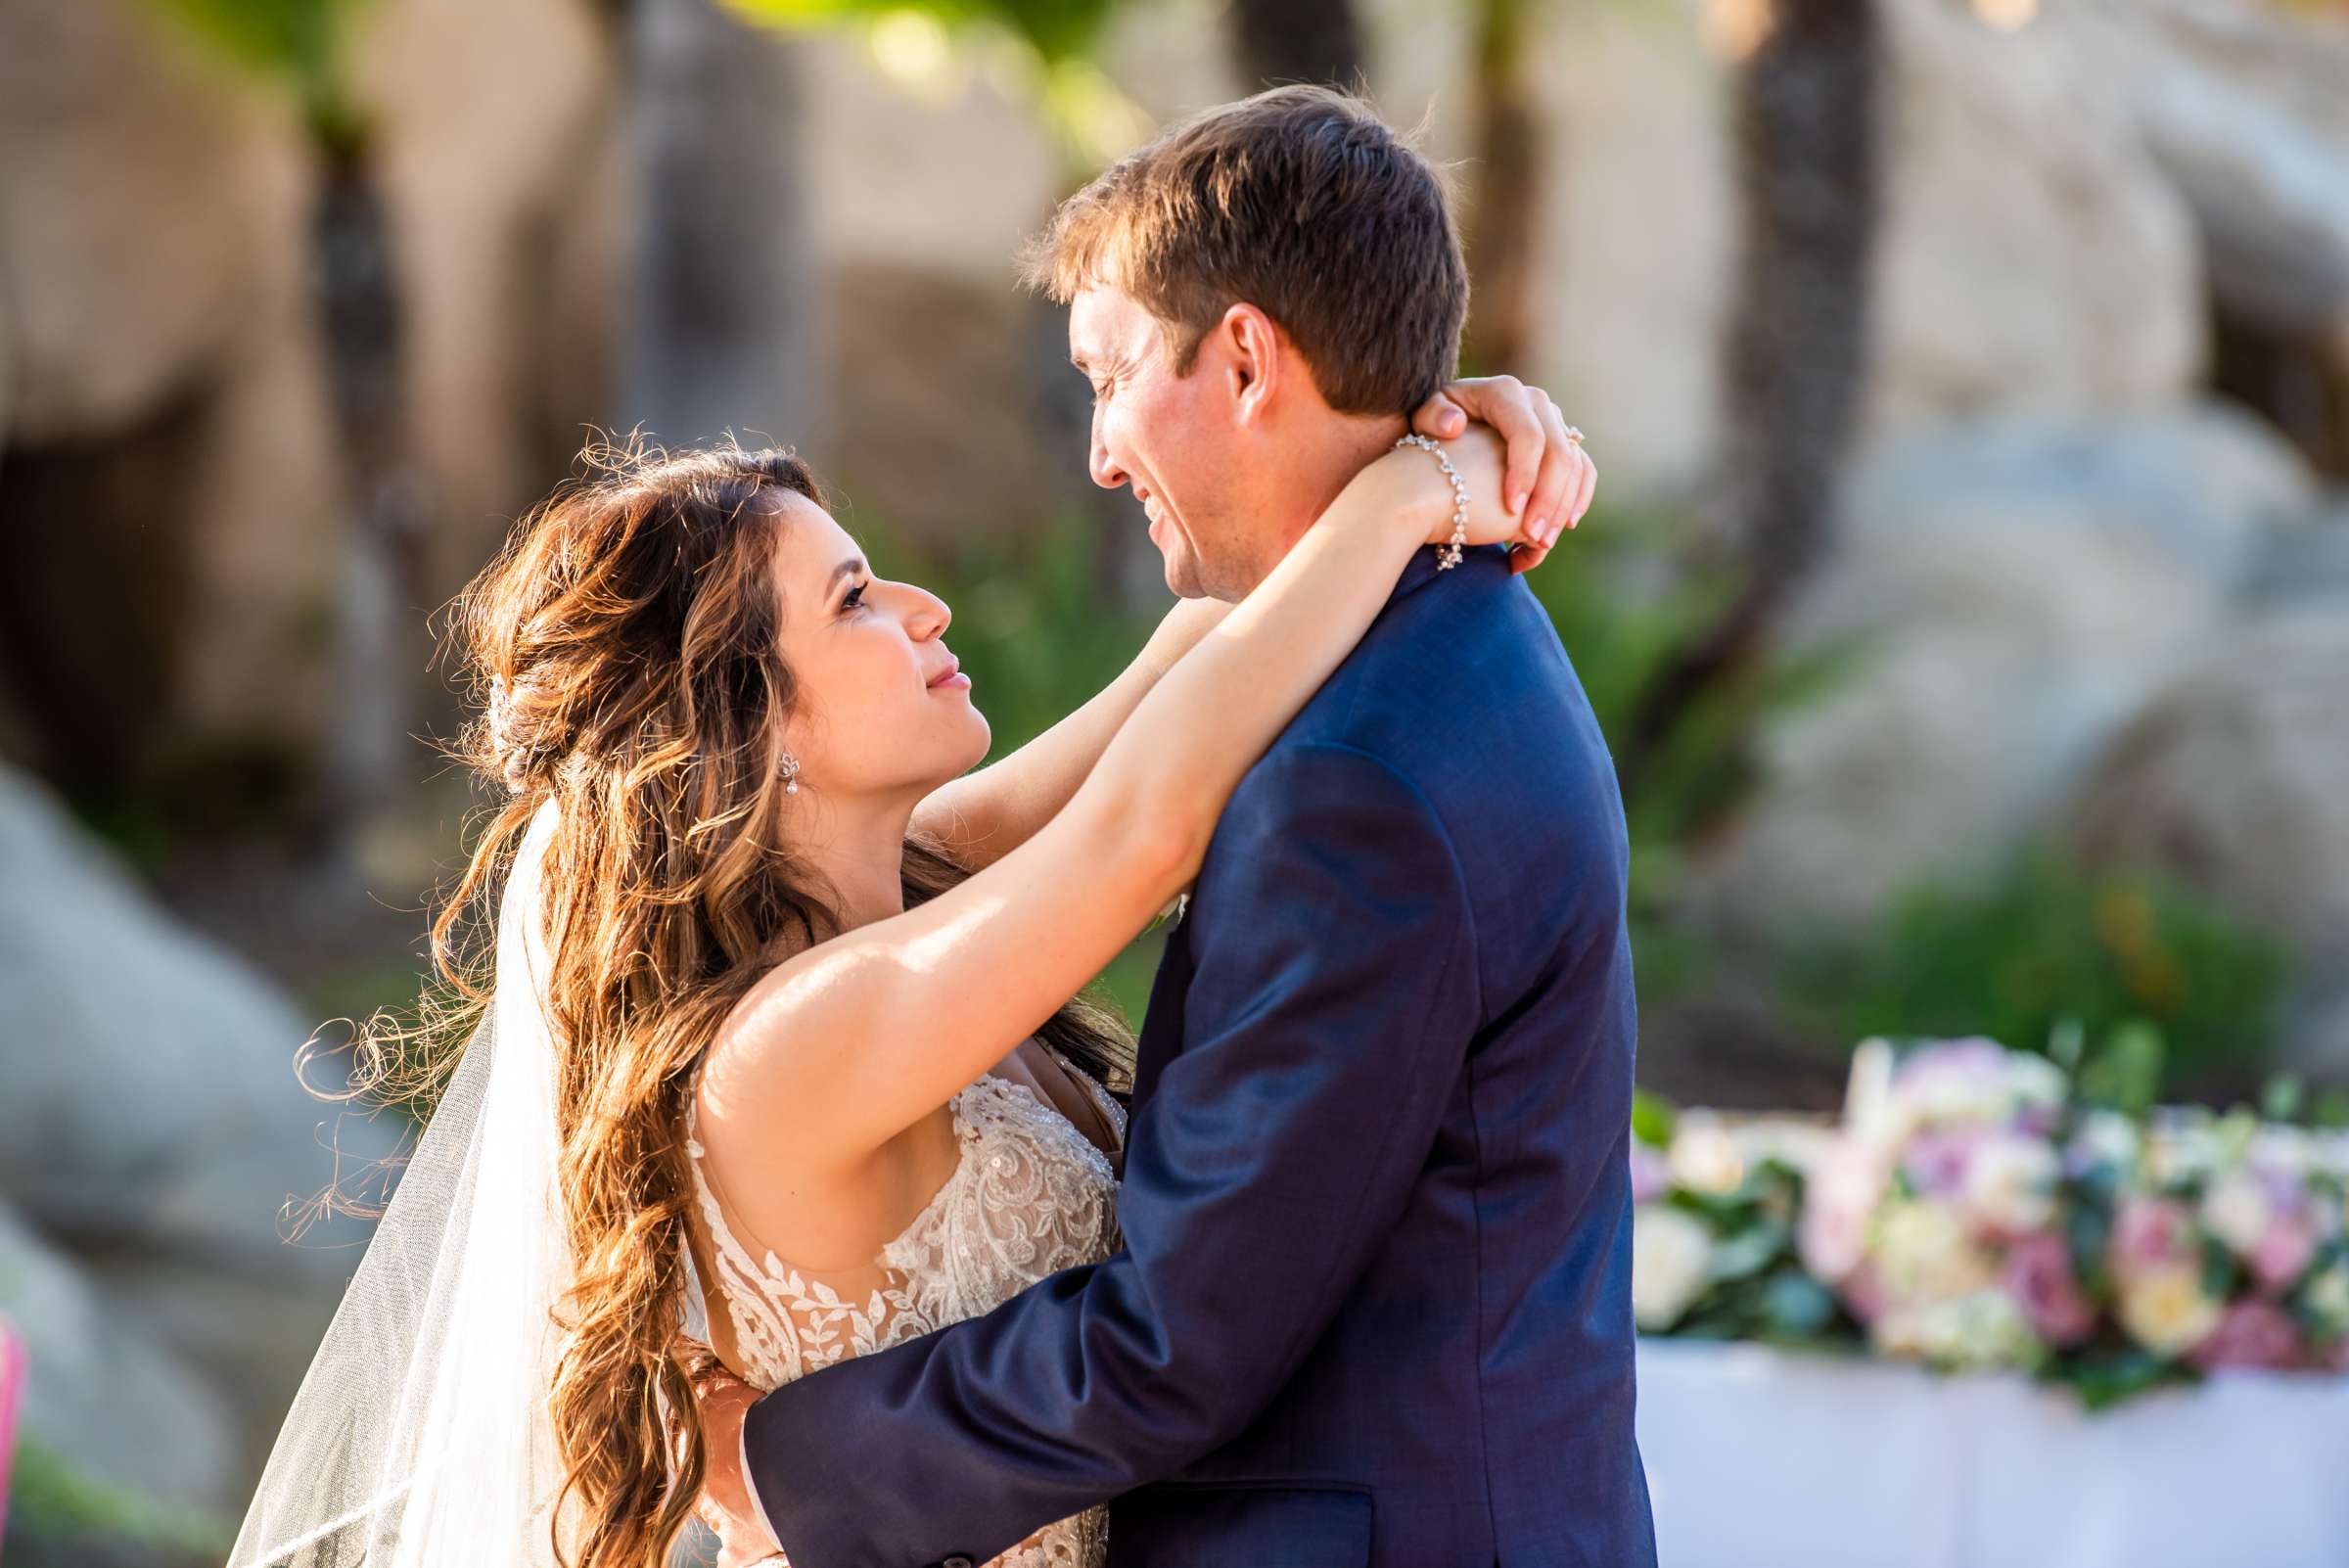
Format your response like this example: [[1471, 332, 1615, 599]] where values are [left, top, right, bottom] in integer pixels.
[[927, 658, 970, 691]]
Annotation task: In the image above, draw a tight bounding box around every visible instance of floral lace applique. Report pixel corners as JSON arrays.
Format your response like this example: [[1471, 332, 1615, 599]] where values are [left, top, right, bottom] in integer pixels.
[[682, 1051, 1124, 1568]]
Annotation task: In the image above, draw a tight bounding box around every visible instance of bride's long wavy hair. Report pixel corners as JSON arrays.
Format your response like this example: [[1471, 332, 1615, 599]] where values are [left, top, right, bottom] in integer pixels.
[[331, 437, 1133, 1568]]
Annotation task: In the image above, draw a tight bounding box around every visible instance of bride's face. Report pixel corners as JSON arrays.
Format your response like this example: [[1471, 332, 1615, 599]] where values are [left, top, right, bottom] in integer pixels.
[[764, 491, 990, 803]]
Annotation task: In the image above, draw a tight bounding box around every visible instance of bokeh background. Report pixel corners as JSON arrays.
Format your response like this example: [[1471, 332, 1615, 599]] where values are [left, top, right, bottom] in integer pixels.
[[1, 0, 2345, 1558]]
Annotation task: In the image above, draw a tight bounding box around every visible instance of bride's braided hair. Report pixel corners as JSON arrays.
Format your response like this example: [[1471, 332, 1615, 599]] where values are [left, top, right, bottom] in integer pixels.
[[335, 433, 1131, 1568]]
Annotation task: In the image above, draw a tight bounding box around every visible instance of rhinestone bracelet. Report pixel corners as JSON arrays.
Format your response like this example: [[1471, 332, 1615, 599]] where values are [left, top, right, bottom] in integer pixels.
[[1394, 433, 1469, 569]]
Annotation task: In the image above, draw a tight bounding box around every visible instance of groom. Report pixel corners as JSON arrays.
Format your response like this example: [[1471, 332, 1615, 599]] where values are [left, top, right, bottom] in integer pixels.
[[705, 85, 1655, 1568]]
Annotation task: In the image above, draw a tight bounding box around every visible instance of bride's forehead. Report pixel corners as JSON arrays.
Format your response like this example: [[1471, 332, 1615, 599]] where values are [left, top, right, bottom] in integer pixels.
[[765, 494, 852, 576]]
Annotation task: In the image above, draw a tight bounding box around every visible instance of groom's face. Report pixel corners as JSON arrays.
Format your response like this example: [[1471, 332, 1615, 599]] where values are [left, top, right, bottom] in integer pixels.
[[1069, 282, 1251, 601]]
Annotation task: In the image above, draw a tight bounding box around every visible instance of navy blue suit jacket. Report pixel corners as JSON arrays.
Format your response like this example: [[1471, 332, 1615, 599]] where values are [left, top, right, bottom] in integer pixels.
[[741, 542, 1656, 1568]]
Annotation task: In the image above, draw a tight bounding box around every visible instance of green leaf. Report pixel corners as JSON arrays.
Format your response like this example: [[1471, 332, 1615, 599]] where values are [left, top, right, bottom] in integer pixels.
[[2053, 1349, 2194, 1412], [1632, 1087, 1679, 1149], [1708, 1223, 1790, 1284], [2261, 1072, 2306, 1124], [1759, 1269, 1837, 1338], [2079, 1020, 2167, 1117]]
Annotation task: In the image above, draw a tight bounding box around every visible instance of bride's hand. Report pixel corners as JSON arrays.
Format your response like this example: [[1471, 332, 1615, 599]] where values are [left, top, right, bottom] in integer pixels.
[[1407, 375, 1595, 576], [1359, 410, 1580, 564]]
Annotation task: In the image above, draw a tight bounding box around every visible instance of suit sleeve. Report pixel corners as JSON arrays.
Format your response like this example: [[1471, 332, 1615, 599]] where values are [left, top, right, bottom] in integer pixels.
[[739, 741, 1482, 1567]]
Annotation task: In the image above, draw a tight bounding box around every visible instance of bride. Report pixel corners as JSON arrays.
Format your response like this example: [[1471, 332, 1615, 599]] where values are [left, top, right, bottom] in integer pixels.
[[227, 379, 1587, 1568]]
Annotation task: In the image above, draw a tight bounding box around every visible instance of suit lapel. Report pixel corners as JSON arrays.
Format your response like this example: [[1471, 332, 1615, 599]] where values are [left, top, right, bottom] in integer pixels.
[[1128, 904, 1195, 1120]]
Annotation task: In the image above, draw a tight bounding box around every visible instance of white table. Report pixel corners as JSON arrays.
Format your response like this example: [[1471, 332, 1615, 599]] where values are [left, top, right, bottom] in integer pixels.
[[1635, 1337, 2349, 1568]]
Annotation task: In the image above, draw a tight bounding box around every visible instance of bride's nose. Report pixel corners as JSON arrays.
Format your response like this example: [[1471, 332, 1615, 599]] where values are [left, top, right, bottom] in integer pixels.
[[897, 580, 951, 640]]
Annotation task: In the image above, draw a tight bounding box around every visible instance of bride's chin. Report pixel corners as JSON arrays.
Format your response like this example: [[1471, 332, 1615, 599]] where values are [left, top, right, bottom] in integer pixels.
[[953, 710, 991, 766]]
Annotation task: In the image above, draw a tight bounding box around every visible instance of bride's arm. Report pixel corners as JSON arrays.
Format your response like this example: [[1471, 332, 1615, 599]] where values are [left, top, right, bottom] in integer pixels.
[[907, 375, 1589, 872], [696, 434, 1520, 1169], [907, 596, 1232, 872]]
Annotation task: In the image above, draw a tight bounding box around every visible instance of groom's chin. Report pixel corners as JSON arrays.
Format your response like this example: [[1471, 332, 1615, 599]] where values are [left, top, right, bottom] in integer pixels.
[[1160, 553, 1201, 600]]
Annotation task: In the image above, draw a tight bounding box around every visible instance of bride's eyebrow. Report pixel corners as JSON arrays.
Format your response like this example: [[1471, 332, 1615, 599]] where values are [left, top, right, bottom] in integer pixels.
[[824, 557, 867, 600]]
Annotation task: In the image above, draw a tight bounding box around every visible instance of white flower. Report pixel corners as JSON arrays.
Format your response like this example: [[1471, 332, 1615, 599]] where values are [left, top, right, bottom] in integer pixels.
[[1732, 1117, 1838, 1177], [1872, 1291, 2041, 1371], [2304, 1262, 2349, 1335], [2248, 1126, 2317, 1178], [1667, 1111, 1746, 1197], [1873, 1199, 1997, 1304], [2200, 1170, 2274, 1259], [2003, 1052, 2069, 1116], [1960, 1133, 2061, 1235], [2145, 1112, 2222, 1187], [2068, 1110, 2142, 1175], [1889, 1038, 2061, 1133], [1633, 1204, 1715, 1332]]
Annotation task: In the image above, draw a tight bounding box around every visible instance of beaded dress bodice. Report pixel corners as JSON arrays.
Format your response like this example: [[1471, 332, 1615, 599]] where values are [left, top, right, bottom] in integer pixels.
[[684, 1047, 1125, 1567]]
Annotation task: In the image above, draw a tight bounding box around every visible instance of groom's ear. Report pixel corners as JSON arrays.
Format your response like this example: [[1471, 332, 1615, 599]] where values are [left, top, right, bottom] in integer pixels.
[[1215, 302, 1285, 427]]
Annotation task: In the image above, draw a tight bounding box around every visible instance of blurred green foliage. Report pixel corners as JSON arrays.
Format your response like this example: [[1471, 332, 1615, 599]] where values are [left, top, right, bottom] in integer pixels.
[[725, 0, 1145, 170], [1805, 849, 2290, 1089], [1507, 511, 1857, 1003], [7, 1438, 234, 1564], [143, 0, 369, 147], [728, 0, 1115, 66]]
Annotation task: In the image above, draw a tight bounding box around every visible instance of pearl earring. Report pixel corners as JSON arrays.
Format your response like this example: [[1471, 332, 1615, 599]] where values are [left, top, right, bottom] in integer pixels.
[[780, 753, 802, 796]]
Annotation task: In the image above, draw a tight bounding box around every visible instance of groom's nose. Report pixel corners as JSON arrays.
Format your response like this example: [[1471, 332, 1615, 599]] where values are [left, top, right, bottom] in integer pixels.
[[1088, 417, 1128, 491]]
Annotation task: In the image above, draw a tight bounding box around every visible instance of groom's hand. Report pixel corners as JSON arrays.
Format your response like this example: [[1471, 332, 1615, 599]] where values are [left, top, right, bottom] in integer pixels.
[[1410, 375, 1595, 576], [686, 1361, 788, 1567]]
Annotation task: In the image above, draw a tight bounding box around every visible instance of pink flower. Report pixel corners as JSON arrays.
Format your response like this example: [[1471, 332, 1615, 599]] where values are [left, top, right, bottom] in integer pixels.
[[1840, 1259, 1888, 1326], [1901, 1129, 1983, 1199], [2003, 1232, 2097, 1348], [2251, 1216, 2317, 1294], [1798, 1139, 1887, 1284], [2112, 1196, 2196, 1271], [1630, 1142, 1670, 1206], [2188, 1300, 2306, 1372]]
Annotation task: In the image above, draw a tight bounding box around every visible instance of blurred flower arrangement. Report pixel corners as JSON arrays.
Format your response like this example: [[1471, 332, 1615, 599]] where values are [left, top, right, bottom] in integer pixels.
[[1633, 1036, 2349, 1408]]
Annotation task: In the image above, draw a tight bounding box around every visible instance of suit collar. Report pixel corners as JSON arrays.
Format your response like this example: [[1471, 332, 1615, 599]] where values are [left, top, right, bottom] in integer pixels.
[[1388, 542, 1503, 606]]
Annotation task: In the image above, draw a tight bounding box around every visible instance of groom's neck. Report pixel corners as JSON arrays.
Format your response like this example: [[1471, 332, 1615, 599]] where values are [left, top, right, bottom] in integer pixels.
[[1225, 409, 1409, 598]]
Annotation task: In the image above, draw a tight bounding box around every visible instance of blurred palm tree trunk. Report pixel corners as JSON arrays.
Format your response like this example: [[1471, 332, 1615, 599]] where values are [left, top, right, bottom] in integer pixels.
[[618, 0, 818, 450], [1462, 0, 1539, 373], [1229, 0, 1363, 88], [137, 1, 428, 866], [1625, 0, 1880, 781], [313, 128, 430, 863]]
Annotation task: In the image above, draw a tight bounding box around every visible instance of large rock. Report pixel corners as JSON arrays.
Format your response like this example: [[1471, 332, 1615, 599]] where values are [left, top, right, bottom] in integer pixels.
[[2247, 502, 2349, 608], [0, 763, 398, 1472], [0, 768, 368, 1253], [2069, 605, 2349, 1074], [1856, 0, 2205, 441], [2060, 0, 2349, 342], [0, 0, 617, 784], [0, 1201, 239, 1512], [1693, 401, 2320, 940], [0, 0, 306, 442]]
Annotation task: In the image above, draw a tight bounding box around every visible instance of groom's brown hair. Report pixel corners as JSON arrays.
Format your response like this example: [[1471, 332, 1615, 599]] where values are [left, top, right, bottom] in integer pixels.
[[1021, 84, 1468, 416]]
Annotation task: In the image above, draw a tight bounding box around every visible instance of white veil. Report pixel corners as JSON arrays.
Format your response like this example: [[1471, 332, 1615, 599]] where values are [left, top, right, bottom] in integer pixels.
[[227, 794, 712, 1566]]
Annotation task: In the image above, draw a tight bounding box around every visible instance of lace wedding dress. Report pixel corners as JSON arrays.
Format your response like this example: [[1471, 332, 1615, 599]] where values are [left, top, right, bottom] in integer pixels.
[[684, 1044, 1126, 1568]]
